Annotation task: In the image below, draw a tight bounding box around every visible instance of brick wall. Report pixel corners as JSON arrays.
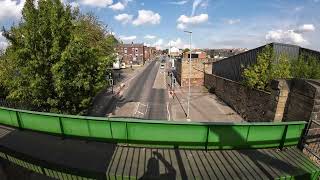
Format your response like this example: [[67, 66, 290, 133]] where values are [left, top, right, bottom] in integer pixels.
[[204, 73, 272, 121], [175, 58, 211, 87]]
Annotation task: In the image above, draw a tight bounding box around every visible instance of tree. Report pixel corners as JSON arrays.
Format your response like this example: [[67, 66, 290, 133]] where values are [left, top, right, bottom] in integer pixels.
[[183, 48, 190, 53], [290, 53, 320, 79], [242, 45, 292, 90], [242, 45, 274, 90], [270, 53, 291, 80], [0, 0, 117, 114]]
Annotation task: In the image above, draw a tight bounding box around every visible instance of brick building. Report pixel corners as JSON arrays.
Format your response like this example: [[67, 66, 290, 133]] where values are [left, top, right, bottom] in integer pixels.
[[117, 43, 158, 65], [183, 50, 207, 59], [117, 43, 145, 65], [144, 46, 156, 62]]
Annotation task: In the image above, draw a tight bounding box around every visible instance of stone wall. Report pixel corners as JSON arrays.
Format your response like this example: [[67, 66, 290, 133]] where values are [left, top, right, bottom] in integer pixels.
[[204, 74, 320, 163], [285, 80, 320, 122], [204, 73, 272, 121], [284, 80, 320, 165]]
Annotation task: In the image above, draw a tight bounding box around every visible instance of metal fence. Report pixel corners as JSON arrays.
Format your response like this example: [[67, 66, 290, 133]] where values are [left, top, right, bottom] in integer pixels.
[[211, 43, 319, 82], [0, 106, 307, 150], [301, 119, 320, 165]]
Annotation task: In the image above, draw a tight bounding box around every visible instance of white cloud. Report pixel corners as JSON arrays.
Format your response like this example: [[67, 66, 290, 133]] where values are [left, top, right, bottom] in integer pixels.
[[70, 2, 80, 8], [119, 35, 137, 41], [191, 0, 202, 16], [265, 24, 316, 45], [114, 13, 133, 24], [109, 2, 125, 10], [80, 0, 113, 8], [0, 0, 25, 22], [226, 19, 240, 25], [168, 38, 189, 49], [132, 10, 161, 26], [177, 14, 208, 24], [296, 24, 315, 33], [144, 42, 151, 47], [266, 30, 307, 44], [0, 33, 8, 50], [177, 23, 186, 30], [177, 14, 208, 29], [144, 35, 157, 39], [168, 0, 188, 5], [153, 39, 164, 49]]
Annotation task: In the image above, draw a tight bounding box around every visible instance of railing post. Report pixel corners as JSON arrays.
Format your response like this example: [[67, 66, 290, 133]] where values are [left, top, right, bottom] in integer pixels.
[[279, 124, 289, 150], [298, 120, 312, 151], [15, 111, 23, 130], [205, 126, 210, 152], [58, 117, 65, 139], [125, 122, 128, 144]]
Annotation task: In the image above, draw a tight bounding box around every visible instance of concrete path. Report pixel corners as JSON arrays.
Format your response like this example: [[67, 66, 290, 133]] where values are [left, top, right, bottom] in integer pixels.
[[169, 86, 243, 122]]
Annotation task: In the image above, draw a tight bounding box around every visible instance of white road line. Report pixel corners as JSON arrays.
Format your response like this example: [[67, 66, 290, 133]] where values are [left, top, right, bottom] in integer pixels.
[[133, 102, 140, 116], [167, 102, 171, 121], [144, 103, 149, 115], [136, 111, 144, 115]]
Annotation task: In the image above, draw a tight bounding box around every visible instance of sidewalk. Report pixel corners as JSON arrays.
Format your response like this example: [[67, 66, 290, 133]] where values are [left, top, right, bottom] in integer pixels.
[[169, 85, 243, 122]]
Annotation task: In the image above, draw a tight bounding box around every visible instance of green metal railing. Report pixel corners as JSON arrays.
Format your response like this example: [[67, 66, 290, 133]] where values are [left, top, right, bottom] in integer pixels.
[[0, 107, 307, 150]]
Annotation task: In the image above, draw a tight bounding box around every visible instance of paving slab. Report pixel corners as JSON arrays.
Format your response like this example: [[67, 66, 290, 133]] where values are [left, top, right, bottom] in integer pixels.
[[169, 86, 243, 122]]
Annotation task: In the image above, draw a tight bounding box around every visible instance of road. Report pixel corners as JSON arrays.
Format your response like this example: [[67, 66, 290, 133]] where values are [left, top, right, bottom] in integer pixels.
[[108, 60, 169, 120]]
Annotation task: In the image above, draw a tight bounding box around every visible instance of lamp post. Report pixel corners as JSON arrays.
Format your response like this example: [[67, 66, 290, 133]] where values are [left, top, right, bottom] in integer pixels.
[[184, 30, 192, 121]]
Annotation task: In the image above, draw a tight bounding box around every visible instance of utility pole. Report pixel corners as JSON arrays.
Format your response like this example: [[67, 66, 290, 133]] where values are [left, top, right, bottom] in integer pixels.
[[184, 30, 192, 121]]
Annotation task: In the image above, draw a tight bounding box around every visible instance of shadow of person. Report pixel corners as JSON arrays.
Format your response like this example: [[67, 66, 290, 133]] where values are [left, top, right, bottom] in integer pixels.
[[139, 151, 176, 180]]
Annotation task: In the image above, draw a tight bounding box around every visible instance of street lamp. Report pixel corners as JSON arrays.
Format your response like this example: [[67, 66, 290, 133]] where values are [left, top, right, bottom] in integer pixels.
[[184, 30, 192, 121]]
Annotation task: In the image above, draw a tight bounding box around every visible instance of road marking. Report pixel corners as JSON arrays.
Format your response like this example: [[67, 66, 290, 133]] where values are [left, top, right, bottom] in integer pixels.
[[167, 102, 171, 121], [145, 103, 148, 116], [133, 102, 140, 117], [136, 111, 144, 115]]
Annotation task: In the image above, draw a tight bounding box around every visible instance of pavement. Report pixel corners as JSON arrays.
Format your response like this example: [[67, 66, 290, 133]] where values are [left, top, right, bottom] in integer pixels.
[[169, 86, 244, 122]]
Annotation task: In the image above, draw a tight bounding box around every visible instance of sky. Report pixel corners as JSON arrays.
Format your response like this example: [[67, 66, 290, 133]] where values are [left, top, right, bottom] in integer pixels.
[[0, 0, 320, 51]]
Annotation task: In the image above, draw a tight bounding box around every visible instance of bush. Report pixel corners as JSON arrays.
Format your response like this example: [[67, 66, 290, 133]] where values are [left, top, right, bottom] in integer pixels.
[[243, 45, 320, 91], [242, 45, 291, 90], [290, 53, 320, 79]]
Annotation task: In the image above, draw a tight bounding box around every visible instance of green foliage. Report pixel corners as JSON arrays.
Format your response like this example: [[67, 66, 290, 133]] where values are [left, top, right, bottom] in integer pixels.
[[243, 45, 292, 90], [270, 53, 291, 79], [242, 45, 274, 90], [0, 0, 118, 114], [183, 48, 190, 53], [290, 53, 320, 79], [243, 45, 320, 91]]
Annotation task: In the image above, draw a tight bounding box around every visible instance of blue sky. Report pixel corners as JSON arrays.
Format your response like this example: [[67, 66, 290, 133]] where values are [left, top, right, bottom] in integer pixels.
[[1, 0, 320, 50]]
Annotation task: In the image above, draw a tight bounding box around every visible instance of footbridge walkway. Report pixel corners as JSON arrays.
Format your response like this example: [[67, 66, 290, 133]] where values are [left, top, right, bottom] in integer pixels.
[[0, 107, 319, 179]]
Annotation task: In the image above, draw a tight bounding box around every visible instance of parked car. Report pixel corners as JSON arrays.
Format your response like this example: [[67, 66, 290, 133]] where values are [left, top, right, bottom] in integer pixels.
[[121, 63, 126, 69]]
